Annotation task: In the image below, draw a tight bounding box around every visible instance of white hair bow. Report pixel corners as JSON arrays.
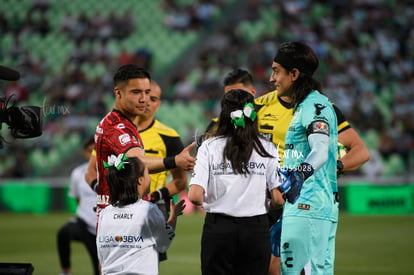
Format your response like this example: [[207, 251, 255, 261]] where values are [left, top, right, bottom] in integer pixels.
[[230, 103, 257, 128], [103, 153, 128, 170]]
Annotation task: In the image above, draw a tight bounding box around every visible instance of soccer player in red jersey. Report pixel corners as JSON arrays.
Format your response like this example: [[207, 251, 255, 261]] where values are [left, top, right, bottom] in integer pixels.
[[90, 64, 195, 213]]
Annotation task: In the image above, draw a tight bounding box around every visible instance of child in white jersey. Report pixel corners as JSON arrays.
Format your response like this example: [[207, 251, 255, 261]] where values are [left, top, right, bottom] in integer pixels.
[[188, 89, 286, 275], [96, 154, 185, 275]]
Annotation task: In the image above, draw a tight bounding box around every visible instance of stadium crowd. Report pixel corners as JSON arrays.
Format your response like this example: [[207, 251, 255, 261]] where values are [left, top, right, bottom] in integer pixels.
[[165, 0, 414, 176], [0, 0, 413, 178]]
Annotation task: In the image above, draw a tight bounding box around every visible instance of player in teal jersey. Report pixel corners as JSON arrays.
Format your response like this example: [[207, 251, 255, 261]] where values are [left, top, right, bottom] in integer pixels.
[[270, 41, 339, 274]]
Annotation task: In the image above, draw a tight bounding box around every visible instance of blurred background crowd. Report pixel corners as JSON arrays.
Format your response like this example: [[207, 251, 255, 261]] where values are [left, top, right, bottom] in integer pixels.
[[0, 0, 413, 180]]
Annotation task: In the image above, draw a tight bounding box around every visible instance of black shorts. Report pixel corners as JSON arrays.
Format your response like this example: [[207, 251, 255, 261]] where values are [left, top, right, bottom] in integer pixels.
[[201, 213, 271, 275]]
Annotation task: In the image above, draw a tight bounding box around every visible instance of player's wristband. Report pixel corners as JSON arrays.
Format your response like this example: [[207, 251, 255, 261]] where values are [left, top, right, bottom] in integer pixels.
[[90, 179, 98, 192], [163, 156, 177, 170], [337, 160, 344, 172]]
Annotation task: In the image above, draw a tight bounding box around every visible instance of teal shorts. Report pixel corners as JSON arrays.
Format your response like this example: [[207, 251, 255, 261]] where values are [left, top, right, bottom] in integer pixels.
[[280, 216, 337, 275]]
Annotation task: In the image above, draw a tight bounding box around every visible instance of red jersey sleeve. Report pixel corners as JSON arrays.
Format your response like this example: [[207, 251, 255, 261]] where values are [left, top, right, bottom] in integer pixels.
[[95, 110, 144, 209]]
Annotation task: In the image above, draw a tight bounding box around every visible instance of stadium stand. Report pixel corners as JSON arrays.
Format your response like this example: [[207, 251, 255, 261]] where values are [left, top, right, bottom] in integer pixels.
[[163, 0, 414, 178], [0, 0, 413, 180], [0, 0, 217, 177]]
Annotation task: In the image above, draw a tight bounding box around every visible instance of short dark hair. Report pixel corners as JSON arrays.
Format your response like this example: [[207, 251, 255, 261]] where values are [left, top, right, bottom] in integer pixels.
[[113, 64, 151, 87], [223, 68, 254, 87]]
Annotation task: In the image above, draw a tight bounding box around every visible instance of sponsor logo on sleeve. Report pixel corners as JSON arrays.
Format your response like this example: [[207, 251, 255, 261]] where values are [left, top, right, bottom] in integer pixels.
[[119, 133, 131, 146], [96, 126, 103, 134]]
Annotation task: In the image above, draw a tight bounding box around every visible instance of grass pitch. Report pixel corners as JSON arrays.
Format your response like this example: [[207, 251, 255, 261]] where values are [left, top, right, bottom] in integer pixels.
[[0, 212, 413, 274]]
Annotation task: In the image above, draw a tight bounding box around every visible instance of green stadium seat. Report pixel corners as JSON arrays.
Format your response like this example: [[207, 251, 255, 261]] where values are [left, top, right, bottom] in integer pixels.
[[361, 130, 380, 150], [383, 154, 406, 177], [28, 149, 48, 175], [0, 0, 227, 179], [46, 148, 60, 167]]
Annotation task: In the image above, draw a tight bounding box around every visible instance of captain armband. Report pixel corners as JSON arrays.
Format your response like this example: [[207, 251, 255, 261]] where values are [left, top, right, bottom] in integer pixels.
[[307, 120, 330, 136]]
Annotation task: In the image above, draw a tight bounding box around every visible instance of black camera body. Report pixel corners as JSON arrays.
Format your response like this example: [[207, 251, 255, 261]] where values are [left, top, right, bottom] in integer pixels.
[[0, 65, 42, 148], [0, 96, 42, 148]]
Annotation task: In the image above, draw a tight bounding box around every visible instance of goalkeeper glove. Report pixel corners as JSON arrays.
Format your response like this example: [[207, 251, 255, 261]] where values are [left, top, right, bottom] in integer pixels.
[[278, 162, 314, 204], [270, 218, 282, 257]]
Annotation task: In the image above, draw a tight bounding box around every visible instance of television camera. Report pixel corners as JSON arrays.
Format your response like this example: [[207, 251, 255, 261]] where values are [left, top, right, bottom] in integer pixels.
[[0, 65, 42, 148]]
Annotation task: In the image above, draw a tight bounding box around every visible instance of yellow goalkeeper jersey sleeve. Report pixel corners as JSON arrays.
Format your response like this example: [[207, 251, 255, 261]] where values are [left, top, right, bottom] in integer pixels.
[[255, 90, 294, 166], [139, 120, 184, 193]]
